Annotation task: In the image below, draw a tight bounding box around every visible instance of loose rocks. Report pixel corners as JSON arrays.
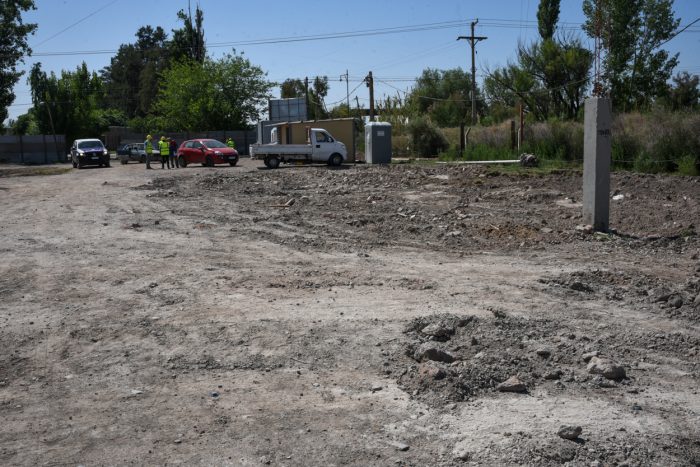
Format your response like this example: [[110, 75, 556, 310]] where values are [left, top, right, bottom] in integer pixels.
[[557, 425, 582, 440], [418, 363, 446, 380], [414, 343, 456, 363], [420, 322, 455, 340], [496, 376, 527, 393], [587, 357, 626, 381]]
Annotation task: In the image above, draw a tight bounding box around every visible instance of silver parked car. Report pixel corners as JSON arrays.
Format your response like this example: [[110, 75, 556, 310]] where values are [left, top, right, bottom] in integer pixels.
[[118, 143, 147, 164]]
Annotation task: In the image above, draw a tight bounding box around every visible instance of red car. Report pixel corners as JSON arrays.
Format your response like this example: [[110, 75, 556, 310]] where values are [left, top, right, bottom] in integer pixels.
[[177, 139, 239, 167]]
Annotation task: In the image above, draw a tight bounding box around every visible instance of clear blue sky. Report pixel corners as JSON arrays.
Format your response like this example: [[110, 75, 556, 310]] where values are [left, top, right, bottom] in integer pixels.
[[6, 0, 700, 123]]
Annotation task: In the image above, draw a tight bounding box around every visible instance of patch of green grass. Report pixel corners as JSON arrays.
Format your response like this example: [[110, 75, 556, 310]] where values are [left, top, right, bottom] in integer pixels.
[[0, 166, 72, 178]]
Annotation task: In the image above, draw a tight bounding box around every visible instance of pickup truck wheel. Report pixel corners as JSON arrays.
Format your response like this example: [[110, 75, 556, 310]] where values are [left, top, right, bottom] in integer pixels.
[[266, 156, 280, 169], [329, 153, 343, 167], [178, 156, 187, 168]]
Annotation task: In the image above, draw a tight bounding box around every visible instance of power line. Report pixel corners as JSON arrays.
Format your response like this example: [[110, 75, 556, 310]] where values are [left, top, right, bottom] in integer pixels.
[[26, 16, 700, 58], [30, 19, 471, 57], [33, 0, 121, 48], [656, 17, 700, 49]]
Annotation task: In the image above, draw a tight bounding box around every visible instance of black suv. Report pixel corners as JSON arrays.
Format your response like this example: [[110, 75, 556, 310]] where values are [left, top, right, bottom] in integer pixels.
[[71, 139, 110, 169]]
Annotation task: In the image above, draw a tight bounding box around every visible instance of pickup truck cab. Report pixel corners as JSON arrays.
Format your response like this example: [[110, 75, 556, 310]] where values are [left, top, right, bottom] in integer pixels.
[[249, 128, 347, 169]]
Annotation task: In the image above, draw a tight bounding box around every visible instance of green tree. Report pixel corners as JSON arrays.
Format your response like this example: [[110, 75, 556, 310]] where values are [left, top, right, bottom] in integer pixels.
[[485, 0, 591, 121], [154, 53, 273, 131], [582, 0, 680, 110], [170, 4, 205, 63], [29, 62, 110, 143], [407, 68, 481, 127], [101, 26, 170, 119], [279, 77, 328, 120], [310, 76, 329, 120], [666, 71, 699, 111], [0, 0, 37, 124], [537, 0, 560, 40], [280, 78, 305, 98]]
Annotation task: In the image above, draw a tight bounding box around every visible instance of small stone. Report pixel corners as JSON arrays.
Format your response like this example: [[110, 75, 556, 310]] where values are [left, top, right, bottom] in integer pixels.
[[174, 439, 182, 444], [587, 357, 626, 381], [557, 425, 582, 440], [582, 351, 598, 362], [371, 384, 383, 393], [536, 348, 552, 358], [540, 227, 553, 234], [418, 363, 446, 380], [395, 443, 410, 452], [496, 376, 527, 393], [668, 296, 683, 309], [414, 343, 456, 363], [420, 323, 455, 340], [694, 293, 700, 307], [576, 224, 593, 234], [544, 369, 563, 380]]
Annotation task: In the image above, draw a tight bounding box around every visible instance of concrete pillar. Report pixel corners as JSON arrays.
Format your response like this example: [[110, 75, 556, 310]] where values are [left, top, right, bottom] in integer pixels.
[[583, 97, 612, 232]]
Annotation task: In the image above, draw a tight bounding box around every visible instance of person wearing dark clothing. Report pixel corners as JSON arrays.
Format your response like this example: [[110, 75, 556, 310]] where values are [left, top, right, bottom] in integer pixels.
[[169, 139, 179, 168]]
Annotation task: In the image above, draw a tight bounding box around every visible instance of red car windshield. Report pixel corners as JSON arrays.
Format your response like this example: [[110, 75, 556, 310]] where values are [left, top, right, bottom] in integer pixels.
[[202, 140, 227, 149]]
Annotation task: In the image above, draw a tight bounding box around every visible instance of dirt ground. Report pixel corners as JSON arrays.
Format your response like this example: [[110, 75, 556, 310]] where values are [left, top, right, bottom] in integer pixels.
[[0, 158, 698, 466]]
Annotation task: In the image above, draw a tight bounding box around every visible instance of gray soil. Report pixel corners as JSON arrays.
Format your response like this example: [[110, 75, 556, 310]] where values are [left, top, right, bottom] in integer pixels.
[[0, 159, 698, 466]]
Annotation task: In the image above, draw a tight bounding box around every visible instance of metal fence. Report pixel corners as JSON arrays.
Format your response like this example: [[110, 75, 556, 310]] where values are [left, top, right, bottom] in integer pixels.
[[0, 135, 66, 164]]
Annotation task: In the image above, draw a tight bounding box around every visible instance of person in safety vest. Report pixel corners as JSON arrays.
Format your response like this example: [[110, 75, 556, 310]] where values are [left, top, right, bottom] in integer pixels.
[[158, 136, 170, 169], [226, 137, 236, 149], [144, 134, 154, 169]]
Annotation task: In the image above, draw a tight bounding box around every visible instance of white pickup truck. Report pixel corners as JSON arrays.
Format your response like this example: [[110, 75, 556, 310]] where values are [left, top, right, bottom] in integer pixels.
[[250, 128, 347, 169]]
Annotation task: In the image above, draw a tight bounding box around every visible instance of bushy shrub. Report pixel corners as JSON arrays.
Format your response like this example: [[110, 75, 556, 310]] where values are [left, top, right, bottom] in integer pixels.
[[407, 117, 448, 157]]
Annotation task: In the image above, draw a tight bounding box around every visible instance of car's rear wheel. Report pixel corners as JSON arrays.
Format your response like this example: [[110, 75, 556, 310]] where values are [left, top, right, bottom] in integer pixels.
[[178, 155, 187, 168]]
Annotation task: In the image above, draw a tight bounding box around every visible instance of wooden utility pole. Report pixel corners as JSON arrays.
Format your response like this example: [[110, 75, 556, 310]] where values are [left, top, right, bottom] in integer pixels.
[[340, 70, 350, 115], [365, 71, 375, 121], [457, 19, 487, 126]]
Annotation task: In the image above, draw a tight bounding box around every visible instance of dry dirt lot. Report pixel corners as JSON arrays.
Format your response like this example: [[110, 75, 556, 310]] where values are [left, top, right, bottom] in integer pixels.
[[0, 158, 699, 466]]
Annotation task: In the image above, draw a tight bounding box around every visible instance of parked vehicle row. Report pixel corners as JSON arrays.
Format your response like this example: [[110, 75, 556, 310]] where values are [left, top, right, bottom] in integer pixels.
[[70, 129, 347, 170]]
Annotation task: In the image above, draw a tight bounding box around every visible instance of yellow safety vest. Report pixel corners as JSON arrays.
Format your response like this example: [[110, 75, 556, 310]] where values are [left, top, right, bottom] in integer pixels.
[[159, 140, 170, 156]]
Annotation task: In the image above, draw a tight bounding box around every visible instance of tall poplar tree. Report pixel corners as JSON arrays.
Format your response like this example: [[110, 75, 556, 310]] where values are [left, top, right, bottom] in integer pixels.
[[0, 0, 37, 124]]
